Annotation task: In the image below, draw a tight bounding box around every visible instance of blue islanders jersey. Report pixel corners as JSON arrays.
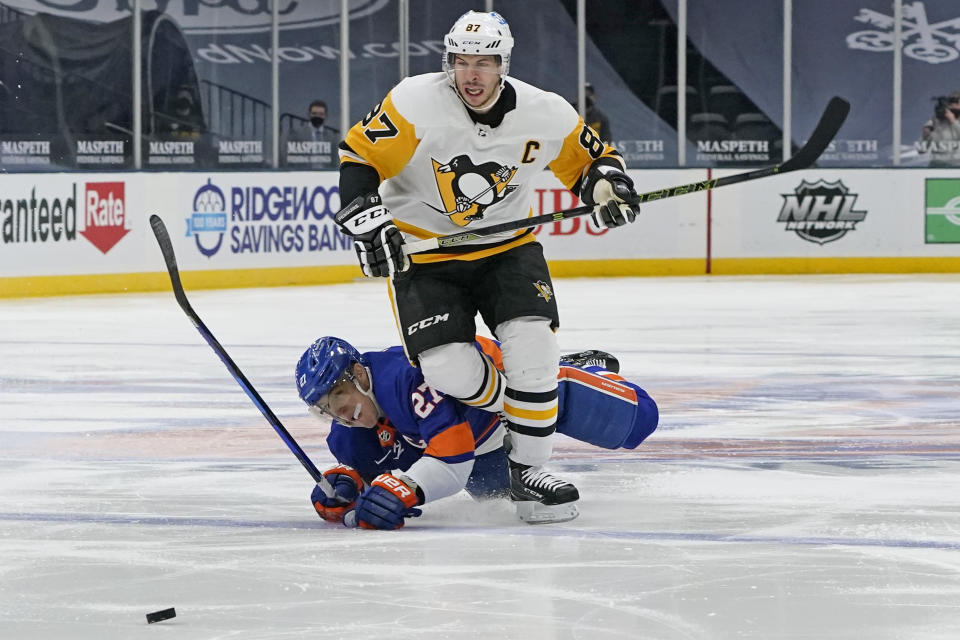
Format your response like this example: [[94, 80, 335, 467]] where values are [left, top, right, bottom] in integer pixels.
[[326, 345, 502, 481], [325, 341, 658, 494]]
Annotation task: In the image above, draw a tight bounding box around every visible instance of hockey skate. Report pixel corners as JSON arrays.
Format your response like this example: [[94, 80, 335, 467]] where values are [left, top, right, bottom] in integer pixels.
[[509, 461, 580, 524], [559, 349, 620, 374]]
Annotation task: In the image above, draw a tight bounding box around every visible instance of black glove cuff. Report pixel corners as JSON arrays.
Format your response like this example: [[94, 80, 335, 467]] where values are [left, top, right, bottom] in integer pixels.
[[580, 158, 630, 205]]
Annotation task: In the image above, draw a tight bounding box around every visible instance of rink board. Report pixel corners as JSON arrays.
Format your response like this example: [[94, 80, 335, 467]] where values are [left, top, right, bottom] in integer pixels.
[[1, 168, 959, 297]]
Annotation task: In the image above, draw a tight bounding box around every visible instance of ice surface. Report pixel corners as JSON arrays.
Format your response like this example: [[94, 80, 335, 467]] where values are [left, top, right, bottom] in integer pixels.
[[1, 274, 959, 639]]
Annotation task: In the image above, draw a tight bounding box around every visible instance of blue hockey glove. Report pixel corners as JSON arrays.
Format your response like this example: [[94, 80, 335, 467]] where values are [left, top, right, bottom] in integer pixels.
[[353, 473, 423, 530], [311, 465, 363, 524], [580, 162, 640, 229], [335, 193, 410, 278]]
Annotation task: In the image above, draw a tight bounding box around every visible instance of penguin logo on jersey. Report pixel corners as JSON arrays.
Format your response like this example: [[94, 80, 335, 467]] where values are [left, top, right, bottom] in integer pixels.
[[533, 280, 553, 303], [429, 155, 519, 226]]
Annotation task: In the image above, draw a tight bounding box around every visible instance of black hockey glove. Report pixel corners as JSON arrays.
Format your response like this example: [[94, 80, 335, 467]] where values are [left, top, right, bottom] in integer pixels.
[[580, 163, 641, 229], [335, 193, 410, 278]]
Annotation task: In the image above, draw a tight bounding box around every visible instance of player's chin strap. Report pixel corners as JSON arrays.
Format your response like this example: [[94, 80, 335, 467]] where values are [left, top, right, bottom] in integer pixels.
[[447, 75, 505, 114], [312, 364, 382, 427], [351, 365, 384, 426]]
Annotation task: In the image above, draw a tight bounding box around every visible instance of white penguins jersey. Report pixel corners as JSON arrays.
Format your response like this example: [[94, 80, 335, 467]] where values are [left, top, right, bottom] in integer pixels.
[[339, 72, 624, 262]]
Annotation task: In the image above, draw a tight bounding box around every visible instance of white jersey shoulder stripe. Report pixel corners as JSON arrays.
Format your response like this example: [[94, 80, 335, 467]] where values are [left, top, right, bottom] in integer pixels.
[[390, 73, 464, 132], [507, 77, 581, 138]]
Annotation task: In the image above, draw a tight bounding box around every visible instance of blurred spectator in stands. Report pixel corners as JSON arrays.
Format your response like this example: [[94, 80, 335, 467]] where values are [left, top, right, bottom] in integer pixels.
[[163, 84, 205, 140], [584, 83, 612, 144], [920, 91, 960, 167], [283, 99, 338, 169]]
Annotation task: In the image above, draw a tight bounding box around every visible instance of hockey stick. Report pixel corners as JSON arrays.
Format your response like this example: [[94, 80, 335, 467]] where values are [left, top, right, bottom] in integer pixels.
[[403, 96, 850, 255], [149, 215, 336, 496]]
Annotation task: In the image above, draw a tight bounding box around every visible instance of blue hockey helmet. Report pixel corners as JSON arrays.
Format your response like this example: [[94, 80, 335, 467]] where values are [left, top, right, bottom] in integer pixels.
[[295, 336, 364, 406]]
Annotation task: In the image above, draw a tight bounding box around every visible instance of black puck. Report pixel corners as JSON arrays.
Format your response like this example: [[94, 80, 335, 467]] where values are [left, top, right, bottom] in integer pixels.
[[146, 607, 176, 624]]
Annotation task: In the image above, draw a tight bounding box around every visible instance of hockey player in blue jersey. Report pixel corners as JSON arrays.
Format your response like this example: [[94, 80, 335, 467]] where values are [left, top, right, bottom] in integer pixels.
[[295, 335, 658, 530]]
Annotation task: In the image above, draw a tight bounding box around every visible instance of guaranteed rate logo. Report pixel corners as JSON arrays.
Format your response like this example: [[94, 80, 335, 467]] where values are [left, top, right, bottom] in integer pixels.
[[81, 182, 129, 254], [1, 185, 78, 245], [777, 179, 867, 244]]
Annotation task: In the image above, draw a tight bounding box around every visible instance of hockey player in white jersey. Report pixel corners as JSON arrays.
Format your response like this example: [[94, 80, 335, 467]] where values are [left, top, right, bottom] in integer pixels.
[[334, 10, 640, 521]]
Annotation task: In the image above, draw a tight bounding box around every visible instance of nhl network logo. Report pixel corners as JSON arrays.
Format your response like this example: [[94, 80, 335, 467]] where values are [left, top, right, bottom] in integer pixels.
[[777, 179, 867, 245]]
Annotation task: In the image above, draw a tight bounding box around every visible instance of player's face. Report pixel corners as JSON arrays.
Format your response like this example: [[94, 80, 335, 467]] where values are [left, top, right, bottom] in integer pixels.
[[453, 54, 501, 109], [314, 365, 378, 428]]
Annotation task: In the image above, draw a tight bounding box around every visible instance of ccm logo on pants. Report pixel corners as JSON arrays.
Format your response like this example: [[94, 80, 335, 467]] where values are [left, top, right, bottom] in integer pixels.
[[407, 313, 449, 335]]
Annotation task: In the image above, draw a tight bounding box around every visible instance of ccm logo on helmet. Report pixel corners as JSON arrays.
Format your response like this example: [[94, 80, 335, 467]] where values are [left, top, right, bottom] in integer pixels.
[[407, 313, 449, 335]]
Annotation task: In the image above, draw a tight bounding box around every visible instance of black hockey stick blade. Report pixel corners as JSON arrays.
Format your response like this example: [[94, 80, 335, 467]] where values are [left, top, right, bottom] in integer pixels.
[[777, 96, 850, 174], [403, 96, 850, 256], [149, 215, 331, 490]]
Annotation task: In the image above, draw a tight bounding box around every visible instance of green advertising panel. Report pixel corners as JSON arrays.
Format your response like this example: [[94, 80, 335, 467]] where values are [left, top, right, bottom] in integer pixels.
[[925, 179, 960, 243]]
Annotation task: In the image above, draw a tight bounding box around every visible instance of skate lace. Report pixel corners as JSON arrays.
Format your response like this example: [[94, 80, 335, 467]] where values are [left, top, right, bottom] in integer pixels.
[[521, 468, 567, 491]]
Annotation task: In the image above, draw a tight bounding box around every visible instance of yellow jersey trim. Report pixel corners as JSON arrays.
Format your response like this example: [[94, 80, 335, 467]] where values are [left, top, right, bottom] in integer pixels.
[[341, 92, 420, 182]]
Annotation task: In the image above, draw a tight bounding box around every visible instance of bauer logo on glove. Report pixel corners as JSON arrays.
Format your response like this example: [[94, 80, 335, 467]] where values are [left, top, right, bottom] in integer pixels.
[[375, 474, 415, 500], [353, 473, 423, 530]]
